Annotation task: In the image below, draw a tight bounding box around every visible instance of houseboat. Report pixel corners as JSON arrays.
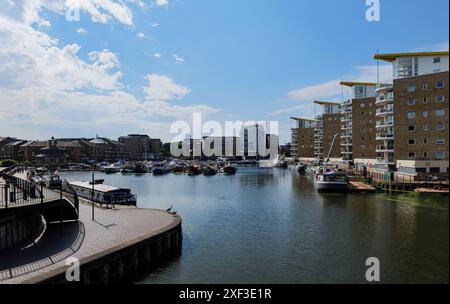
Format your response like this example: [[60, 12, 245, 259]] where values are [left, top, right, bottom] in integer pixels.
[[314, 170, 349, 192], [69, 181, 137, 206]]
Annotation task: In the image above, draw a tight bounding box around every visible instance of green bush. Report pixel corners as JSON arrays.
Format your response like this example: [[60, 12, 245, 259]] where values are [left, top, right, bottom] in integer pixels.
[[0, 159, 18, 167]]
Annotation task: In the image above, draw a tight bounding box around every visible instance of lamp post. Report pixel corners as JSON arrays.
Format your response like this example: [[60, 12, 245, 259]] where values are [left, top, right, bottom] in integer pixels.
[[91, 172, 95, 221]]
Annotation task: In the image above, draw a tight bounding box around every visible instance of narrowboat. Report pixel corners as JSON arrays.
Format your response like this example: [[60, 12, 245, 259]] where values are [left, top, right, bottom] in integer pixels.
[[69, 181, 137, 206]]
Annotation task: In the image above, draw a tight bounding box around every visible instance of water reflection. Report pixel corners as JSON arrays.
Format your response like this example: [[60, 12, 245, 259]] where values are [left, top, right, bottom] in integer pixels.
[[60, 168, 449, 284]]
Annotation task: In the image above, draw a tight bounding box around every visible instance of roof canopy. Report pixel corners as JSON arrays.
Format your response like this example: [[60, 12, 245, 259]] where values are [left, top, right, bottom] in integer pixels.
[[340, 81, 377, 87], [314, 100, 341, 106], [290, 117, 316, 122], [374, 51, 449, 62]]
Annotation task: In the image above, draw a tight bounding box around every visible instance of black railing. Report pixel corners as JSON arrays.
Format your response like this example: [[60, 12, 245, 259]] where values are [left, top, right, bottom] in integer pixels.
[[1, 169, 75, 207]]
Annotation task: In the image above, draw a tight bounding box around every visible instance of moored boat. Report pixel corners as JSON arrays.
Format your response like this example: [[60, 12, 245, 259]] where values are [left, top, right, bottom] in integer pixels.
[[187, 165, 202, 176], [69, 181, 137, 206], [314, 169, 349, 192], [152, 163, 171, 175], [221, 163, 237, 175], [203, 165, 218, 176]]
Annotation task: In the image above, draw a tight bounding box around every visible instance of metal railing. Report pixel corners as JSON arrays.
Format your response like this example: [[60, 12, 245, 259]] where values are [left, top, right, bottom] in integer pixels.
[[0, 169, 78, 215]]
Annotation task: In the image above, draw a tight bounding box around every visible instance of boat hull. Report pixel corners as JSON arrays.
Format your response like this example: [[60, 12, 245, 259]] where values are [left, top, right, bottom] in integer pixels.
[[315, 182, 349, 192]]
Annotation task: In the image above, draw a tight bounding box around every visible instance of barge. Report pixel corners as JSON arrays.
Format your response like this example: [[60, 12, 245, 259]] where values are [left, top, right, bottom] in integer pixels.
[[69, 181, 137, 206]]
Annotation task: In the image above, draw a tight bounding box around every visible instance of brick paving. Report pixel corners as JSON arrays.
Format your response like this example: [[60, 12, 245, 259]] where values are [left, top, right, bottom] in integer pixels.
[[0, 200, 180, 284]]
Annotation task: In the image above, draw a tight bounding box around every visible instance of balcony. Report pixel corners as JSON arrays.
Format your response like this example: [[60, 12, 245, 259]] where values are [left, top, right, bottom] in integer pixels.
[[376, 107, 394, 117], [341, 117, 352, 123], [376, 145, 394, 153], [376, 121, 394, 129], [341, 124, 352, 130], [376, 132, 394, 141]]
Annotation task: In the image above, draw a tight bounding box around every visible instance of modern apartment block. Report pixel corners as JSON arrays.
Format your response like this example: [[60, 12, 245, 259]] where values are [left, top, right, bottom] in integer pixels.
[[290, 117, 316, 160], [314, 101, 342, 162], [340, 82, 378, 168], [374, 51, 449, 176]]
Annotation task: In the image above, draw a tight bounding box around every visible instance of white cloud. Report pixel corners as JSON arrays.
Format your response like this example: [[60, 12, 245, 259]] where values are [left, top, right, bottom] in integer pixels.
[[173, 54, 184, 64], [76, 27, 87, 34], [0, 0, 135, 27], [154, 52, 162, 58], [143, 74, 190, 100], [0, 15, 123, 91], [271, 64, 392, 117], [150, 22, 160, 27], [154, 0, 169, 7], [0, 7, 220, 141], [136, 32, 146, 39]]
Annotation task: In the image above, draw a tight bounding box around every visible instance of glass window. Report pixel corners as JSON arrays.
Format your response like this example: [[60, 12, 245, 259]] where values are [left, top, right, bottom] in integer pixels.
[[407, 84, 416, 92], [422, 111, 428, 118], [396, 57, 414, 78], [436, 123, 445, 131], [408, 139, 415, 145], [436, 95, 445, 103], [436, 152, 445, 160], [436, 137, 445, 145], [436, 81, 445, 88], [434, 57, 441, 63], [436, 109, 445, 117], [408, 126, 415, 132], [408, 112, 415, 119], [423, 124, 429, 131], [422, 83, 428, 90], [423, 138, 428, 144], [407, 98, 416, 105], [423, 97, 428, 104], [408, 152, 415, 159], [423, 152, 429, 159]]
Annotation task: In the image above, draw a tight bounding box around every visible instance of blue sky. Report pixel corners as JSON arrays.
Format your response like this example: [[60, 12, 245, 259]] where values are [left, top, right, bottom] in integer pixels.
[[0, 0, 448, 143]]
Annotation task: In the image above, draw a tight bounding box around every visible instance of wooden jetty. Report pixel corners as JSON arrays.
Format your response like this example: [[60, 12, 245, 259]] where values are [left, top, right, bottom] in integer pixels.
[[348, 181, 376, 193], [415, 188, 449, 195]]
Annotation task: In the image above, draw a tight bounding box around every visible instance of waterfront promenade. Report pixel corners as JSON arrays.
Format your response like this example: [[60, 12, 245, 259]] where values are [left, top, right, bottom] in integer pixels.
[[0, 198, 181, 284]]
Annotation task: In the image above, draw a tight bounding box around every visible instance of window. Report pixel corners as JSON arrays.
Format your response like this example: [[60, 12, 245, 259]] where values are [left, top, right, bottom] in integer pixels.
[[436, 152, 445, 160], [436, 123, 445, 131], [436, 81, 445, 88], [436, 95, 445, 103], [408, 112, 415, 119], [408, 152, 415, 159], [423, 138, 428, 144], [423, 124, 429, 131], [407, 98, 416, 105], [423, 152, 429, 159], [361, 103, 366, 108], [407, 84, 416, 92], [436, 137, 445, 145], [433, 57, 441, 63], [408, 125, 415, 132], [408, 139, 416, 145], [436, 109, 445, 117], [422, 111, 428, 118], [422, 83, 428, 90]]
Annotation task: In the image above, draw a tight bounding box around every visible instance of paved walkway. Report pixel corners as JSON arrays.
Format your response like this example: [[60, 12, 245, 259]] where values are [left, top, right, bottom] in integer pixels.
[[0, 200, 180, 283]]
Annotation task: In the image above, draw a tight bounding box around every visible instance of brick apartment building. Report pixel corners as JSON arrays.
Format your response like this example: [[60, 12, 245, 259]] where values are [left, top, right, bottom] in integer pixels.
[[373, 51, 449, 177], [290, 117, 316, 160], [314, 101, 342, 162], [340, 82, 378, 168]]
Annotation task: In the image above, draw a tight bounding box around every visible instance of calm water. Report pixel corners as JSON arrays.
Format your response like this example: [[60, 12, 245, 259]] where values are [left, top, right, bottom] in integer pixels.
[[60, 167, 449, 284]]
